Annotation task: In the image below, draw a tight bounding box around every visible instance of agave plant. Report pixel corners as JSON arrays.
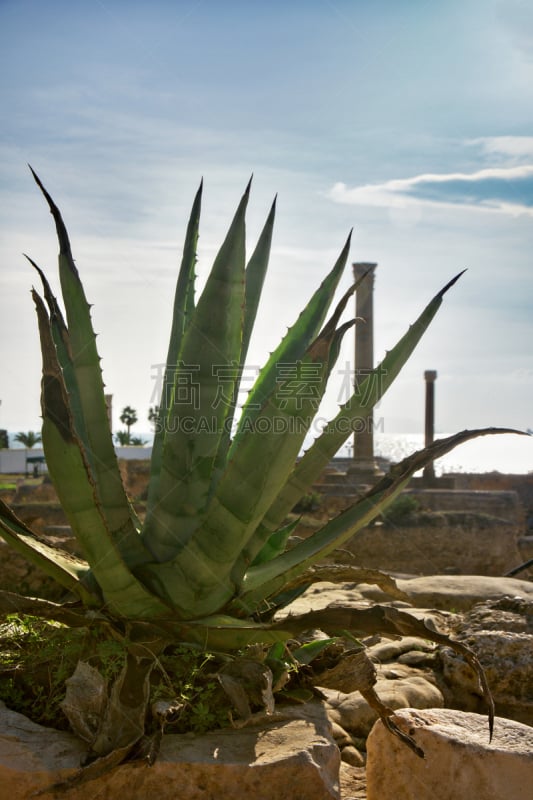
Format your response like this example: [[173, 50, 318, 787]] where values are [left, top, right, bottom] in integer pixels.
[[0, 168, 513, 775]]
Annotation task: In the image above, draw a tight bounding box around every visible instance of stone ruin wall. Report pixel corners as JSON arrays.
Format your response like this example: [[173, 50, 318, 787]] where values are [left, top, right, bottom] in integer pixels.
[[1, 461, 532, 598]]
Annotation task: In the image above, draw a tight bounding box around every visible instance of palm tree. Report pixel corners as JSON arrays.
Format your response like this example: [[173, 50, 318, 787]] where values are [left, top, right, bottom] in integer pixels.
[[114, 430, 147, 446], [119, 406, 138, 439], [14, 431, 41, 449]]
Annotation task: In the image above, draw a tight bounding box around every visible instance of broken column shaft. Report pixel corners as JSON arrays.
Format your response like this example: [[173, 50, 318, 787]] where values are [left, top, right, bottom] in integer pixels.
[[350, 262, 381, 479], [423, 370, 437, 481]]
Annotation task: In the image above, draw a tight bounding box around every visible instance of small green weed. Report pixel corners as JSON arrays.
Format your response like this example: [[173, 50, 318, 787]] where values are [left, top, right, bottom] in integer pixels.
[[0, 616, 125, 729], [292, 491, 323, 513], [0, 616, 230, 734], [0, 616, 341, 737], [380, 494, 420, 525], [153, 645, 230, 734]]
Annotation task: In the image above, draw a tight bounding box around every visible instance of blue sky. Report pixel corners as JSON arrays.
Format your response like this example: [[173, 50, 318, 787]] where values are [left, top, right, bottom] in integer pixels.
[[1, 0, 532, 462]]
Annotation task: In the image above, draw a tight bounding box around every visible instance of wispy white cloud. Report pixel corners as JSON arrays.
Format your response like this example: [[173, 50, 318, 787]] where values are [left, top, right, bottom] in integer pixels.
[[467, 136, 533, 160], [328, 164, 533, 217]]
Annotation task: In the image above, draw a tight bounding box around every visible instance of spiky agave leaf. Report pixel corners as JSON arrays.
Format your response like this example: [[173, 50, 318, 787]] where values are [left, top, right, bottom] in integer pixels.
[[145, 181, 202, 531], [127, 603, 493, 739], [0, 174, 513, 772], [141, 182, 249, 562], [242, 199, 277, 360], [231, 232, 353, 449], [139, 291, 357, 617], [28, 256, 146, 543], [32, 288, 171, 620], [209, 196, 277, 494], [142, 203, 349, 565], [0, 499, 96, 605], [26, 255, 92, 461], [236, 427, 523, 611], [243, 271, 467, 565], [29, 168, 147, 568], [248, 564, 410, 622]]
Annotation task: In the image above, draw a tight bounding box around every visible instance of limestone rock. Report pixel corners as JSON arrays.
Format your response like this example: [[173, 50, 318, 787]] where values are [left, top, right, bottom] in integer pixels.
[[0, 701, 340, 799], [339, 762, 366, 800], [359, 574, 533, 610], [440, 596, 533, 725], [460, 594, 533, 634], [329, 721, 365, 767], [329, 720, 357, 748], [323, 675, 443, 737], [366, 708, 533, 800], [366, 636, 436, 664], [280, 581, 367, 617], [340, 745, 365, 767]]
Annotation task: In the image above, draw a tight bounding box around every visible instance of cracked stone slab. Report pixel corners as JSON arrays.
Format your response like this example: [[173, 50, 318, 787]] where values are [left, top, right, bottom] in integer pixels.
[[366, 707, 533, 800], [0, 701, 340, 799]]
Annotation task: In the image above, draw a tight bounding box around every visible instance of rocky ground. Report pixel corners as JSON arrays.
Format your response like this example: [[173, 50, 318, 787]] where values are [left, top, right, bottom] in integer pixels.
[[284, 575, 533, 799], [2, 473, 533, 797]]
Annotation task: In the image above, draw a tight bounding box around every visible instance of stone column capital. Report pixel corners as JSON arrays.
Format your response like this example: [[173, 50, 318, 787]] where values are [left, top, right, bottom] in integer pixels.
[[352, 262, 377, 283]]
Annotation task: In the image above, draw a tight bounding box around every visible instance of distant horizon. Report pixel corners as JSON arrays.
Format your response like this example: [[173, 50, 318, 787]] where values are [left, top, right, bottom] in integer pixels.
[[3, 429, 530, 475]]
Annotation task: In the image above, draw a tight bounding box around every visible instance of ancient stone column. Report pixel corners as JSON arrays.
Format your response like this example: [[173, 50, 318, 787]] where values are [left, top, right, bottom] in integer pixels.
[[423, 370, 437, 482], [349, 263, 381, 479]]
